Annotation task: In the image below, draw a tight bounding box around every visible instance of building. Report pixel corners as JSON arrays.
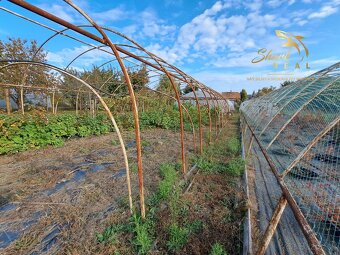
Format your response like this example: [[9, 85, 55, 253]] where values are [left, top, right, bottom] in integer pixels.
[[221, 92, 241, 103]]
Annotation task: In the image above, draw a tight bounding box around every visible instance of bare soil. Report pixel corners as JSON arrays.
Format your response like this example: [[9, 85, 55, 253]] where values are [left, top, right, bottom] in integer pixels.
[[0, 128, 195, 254], [0, 116, 245, 255]]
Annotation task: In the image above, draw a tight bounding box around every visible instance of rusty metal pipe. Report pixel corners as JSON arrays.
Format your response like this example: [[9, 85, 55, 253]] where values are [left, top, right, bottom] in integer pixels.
[[63, 0, 145, 218]]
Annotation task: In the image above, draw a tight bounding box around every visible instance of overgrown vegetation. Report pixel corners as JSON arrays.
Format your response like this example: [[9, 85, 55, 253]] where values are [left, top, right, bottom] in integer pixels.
[[94, 114, 245, 254], [0, 104, 212, 154], [0, 112, 111, 154], [194, 134, 244, 176]]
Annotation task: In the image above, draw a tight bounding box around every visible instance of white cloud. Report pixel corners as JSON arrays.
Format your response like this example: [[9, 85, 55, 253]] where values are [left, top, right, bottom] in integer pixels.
[[91, 7, 127, 24], [139, 9, 176, 38], [153, 0, 290, 64], [37, 2, 127, 25], [121, 25, 138, 37], [211, 52, 272, 68], [37, 3, 80, 23], [308, 0, 340, 19], [309, 57, 340, 66], [244, 0, 263, 12], [46, 45, 112, 69]]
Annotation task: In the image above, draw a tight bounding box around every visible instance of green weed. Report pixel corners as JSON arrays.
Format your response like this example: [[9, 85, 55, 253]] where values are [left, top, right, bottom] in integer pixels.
[[111, 139, 118, 146], [131, 213, 153, 254], [225, 157, 245, 176], [166, 223, 190, 252], [210, 243, 228, 255], [225, 137, 241, 155], [96, 224, 126, 244], [186, 220, 203, 233]]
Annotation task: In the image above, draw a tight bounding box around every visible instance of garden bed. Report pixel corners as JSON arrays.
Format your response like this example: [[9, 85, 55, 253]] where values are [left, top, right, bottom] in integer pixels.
[[0, 115, 244, 255]]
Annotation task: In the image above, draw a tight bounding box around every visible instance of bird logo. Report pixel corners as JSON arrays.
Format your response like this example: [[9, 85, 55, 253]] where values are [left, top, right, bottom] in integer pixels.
[[275, 30, 309, 61]]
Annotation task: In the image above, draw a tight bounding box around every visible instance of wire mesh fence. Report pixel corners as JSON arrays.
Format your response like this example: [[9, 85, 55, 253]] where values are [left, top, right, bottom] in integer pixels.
[[241, 62, 340, 254]]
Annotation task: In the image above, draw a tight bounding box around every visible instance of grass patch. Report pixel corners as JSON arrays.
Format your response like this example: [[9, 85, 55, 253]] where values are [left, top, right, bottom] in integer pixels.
[[210, 243, 228, 255]]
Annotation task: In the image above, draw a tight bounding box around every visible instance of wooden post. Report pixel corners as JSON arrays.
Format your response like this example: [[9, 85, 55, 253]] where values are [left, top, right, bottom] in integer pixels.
[[91, 99, 95, 117], [79, 94, 82, 112], [247, 135, 254, 157], [256, 195, 287, 255], [94, 98, 97, 116], [46, 93, 48, 111], [55, 101, 59, 114], [5, 88, 11, 114], [88, 92, 91, 113], [20, 86, 24, 114], [75, 91, 79, 116], [52, 91, 55, 114]]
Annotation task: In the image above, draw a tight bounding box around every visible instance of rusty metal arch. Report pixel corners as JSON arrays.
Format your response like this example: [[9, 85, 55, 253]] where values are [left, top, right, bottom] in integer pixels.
[[0, 60, 134, 213], [145, 87, 198, 153], [2, 0, 230, 221]]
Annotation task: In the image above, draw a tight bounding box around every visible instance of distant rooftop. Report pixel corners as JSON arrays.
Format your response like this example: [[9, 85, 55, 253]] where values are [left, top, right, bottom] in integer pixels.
[[222, 92, 241, 101]]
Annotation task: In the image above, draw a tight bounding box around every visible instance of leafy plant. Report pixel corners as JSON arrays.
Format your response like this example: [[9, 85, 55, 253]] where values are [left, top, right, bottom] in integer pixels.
[[0, 113, 112, 154]]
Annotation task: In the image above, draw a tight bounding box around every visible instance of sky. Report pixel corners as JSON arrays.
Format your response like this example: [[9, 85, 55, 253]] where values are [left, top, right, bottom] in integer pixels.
[[0, 0, 340, 93]]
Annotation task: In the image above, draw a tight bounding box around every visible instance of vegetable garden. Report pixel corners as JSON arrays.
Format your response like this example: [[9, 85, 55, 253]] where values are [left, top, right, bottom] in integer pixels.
[[0, 1, 245, 255]]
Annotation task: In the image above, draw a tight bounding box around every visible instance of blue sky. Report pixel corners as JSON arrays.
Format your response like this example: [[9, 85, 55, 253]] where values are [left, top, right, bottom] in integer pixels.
[[0, 0, 340, 93]]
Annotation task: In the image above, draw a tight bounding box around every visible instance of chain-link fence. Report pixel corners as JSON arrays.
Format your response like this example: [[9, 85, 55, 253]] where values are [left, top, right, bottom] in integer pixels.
[[241, 62, 339, 254]]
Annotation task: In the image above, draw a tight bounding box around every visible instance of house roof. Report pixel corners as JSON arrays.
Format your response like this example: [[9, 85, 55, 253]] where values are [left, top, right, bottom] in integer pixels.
[[222, 92, 241, 100]]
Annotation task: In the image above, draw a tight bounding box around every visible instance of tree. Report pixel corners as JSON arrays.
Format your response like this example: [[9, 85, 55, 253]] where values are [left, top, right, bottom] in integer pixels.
[[182, 84, 198, 94], [156, 74, 180, 94], [240, 89, 247, 102], [128, 64, 149, 92], [253, 86, 276, 98], [0, 40, 11, 114], [281, 80, 293, 87], [0, 38, 48, 113], [156, 74, 172, 92]]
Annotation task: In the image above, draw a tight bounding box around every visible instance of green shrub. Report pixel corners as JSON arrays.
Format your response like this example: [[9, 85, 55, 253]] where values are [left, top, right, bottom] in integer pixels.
[[157, 164, 178, 201], [195, 156, 216, 173]]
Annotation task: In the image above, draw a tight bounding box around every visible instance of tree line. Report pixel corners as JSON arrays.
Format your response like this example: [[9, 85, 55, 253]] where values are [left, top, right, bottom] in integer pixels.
[[0, 37, 195, 115]]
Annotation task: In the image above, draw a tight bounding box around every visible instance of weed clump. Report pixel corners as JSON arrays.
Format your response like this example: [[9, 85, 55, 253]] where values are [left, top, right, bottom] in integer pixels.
[[130, 213, 153, 255], [210, 243, 228, 255], [167, 223, 190, 252]]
